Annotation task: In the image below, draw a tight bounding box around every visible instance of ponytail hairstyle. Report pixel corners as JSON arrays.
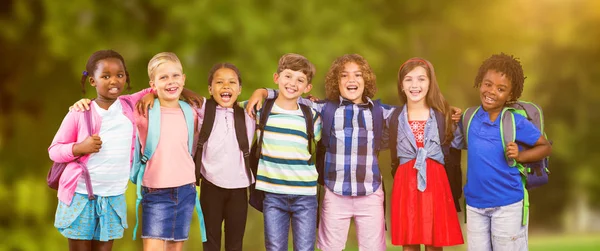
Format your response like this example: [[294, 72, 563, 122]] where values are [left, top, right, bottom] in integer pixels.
[[80, 50, 131, 95], [397, 58, 454, 144]]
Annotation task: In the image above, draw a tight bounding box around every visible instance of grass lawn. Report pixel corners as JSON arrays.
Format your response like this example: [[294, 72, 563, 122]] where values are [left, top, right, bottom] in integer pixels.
[[338, 233, 600, 250]]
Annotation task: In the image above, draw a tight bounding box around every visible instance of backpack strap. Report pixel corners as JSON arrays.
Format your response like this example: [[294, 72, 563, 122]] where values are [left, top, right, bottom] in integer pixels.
[[178, 100, 206, 242], [320, 101, 338, 148], [299, 104, 315, 159], [461, 106, 480, 149], [251, 100, 313, 177], [142, 99, 162, 165], [247, 99, 276, 213], [80, 109, 95, 200], [194, 99, 217, 185], [388, 107, 402, 177], [131, 99, 161, 240], [433, 109, 449, 155], [180, 100, 195, 154], [433, 108, 464, 212], [500, 107, 517, 167], [131, 99, 200, 240], [193, 99, 252, 184], [510, 101, 542, 129], [253, 99, 276, 169], [500, 107, 530, 226], [371, 100, 384, 152], [233, 104, 252, 183]]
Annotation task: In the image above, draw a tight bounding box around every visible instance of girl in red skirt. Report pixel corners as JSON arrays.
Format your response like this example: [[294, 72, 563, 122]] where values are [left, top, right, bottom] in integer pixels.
[[390, 58, 464, 251]]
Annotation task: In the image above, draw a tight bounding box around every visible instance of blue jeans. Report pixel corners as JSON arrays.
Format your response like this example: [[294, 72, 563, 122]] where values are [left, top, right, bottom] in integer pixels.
[[263, 192, 317, 251], [466, 200, 528, 251]]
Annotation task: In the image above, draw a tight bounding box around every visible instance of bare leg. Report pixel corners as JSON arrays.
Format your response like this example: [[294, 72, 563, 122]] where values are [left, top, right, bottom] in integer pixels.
[[143, 239, 165, 251], [425, 245, 443, 251], [403, 244, 421, 251], [68, 239, 92, 251], [165, 241, 184, 251], [91, 240, 114, 251]]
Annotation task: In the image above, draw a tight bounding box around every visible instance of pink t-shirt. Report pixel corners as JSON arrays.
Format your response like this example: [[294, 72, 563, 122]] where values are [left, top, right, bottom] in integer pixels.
[[141, 107, 196, 188]]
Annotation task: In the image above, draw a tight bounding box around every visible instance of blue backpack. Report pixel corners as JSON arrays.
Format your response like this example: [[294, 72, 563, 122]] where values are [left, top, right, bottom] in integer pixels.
[[130, 99, 206, 242]]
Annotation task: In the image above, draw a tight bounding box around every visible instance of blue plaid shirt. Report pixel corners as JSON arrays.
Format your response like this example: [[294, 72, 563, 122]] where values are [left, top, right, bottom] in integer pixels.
[[267, 89, 395, 196]]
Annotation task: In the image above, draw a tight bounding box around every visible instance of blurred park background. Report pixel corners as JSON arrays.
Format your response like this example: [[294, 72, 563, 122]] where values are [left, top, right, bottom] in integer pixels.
[[1, 0, 600, 250]]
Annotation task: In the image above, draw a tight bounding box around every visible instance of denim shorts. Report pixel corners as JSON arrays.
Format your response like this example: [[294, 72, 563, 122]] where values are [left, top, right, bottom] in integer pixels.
[[141, 183, 196, 241], [466, 200, 528, 251], [55, 193, 127, 241]]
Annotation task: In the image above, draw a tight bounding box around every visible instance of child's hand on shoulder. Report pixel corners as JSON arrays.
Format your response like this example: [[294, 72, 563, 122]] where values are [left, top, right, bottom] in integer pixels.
[[306, 94, 320, 102], [69, 99, 92, 112], [506, 142, 520, 161], [450, 106, 462, 123], [184, 95, 204, 109], [246, 89, 268, 119], [181, 88, 204, 108], [136, 92, 156, 117], [73, 134, 102, 156]]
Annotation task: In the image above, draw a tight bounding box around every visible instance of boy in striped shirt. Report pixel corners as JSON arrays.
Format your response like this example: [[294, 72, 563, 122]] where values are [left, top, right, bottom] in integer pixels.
[[255, 53, 322, 251]]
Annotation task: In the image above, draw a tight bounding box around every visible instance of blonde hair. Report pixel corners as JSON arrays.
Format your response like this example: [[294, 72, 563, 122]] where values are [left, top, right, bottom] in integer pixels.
[[147, 52, 182, 80]]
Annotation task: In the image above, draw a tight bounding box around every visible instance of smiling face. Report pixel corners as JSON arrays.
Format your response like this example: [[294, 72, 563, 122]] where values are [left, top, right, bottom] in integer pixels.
[[150, 61, 186, 104], [480, 69, 513, 115], [338, 62, 365, 104], [209, 67, 241, 108], [90, 58, 126, 101], [401, 66, 430, 105], [274, 69, 312, 101]]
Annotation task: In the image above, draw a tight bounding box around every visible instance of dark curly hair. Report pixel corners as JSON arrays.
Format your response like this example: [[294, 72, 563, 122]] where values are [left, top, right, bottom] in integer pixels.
[[324, 54, 377, 102], [474, 53, 526, 102], [80, 50, 131, 95]]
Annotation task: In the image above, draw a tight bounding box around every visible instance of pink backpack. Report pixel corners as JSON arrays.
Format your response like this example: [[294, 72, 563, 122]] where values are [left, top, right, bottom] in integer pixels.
[[47, 110, 95, 200]]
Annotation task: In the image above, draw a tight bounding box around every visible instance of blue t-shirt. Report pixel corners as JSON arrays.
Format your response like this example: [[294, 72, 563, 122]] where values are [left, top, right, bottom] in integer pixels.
[[464, 107, 541, 208]]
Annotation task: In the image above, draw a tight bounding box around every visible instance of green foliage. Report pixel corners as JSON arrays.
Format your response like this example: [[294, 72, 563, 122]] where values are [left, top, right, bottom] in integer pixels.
[[1, 0, 599, 249]]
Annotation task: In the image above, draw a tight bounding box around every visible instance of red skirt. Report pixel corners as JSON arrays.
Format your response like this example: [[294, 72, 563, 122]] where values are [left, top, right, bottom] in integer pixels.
[[390, 158, 464, 246]]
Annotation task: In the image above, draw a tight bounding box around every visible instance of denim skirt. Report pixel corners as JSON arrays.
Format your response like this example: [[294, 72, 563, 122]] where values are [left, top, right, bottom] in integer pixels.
[[141, 183, 196, 241]]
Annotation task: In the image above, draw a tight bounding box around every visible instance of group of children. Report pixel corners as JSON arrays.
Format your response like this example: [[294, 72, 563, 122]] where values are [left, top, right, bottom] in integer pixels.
[[49, 49, 552, 251]]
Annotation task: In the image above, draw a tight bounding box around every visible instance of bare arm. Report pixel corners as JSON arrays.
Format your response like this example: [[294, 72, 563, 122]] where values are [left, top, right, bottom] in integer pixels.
[[506, 135, 552, 163], [245, 88, 269, 118]]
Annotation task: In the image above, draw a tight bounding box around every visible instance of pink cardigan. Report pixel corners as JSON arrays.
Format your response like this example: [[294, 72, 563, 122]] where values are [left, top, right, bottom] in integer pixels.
[[48, 89, 151, 205]]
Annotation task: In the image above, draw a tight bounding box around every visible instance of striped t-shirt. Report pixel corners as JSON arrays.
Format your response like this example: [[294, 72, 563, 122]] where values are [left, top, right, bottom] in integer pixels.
[[255, 103, 322, 195]]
